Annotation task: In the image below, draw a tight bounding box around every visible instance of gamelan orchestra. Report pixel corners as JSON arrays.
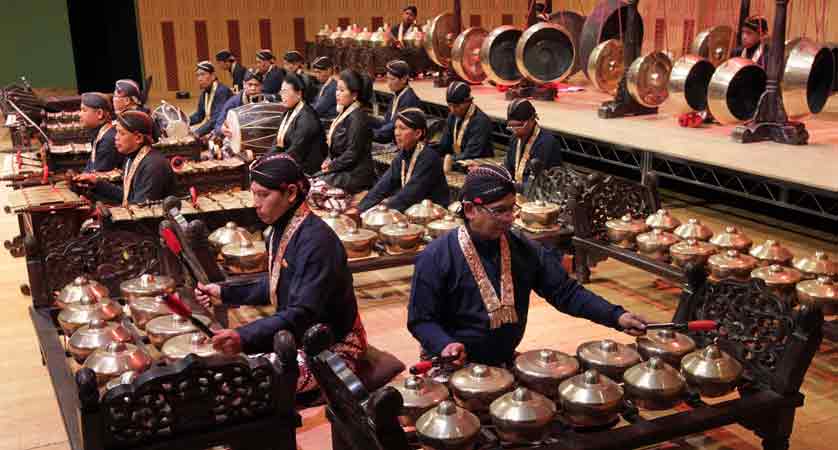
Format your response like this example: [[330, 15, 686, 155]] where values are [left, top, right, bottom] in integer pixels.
[[1, 1, 836, 449]]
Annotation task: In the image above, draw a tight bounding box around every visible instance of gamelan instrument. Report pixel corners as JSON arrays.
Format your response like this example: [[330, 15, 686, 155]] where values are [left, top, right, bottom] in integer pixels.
[[667, 55, 716, 115], [480, 26, 524, 86], [690, 25, 734, 67], [152, 101, 191, 142], [782, 37, 835, 120], [707, 57, 766, 125], [581, 0, 642, 85], [626, 51, 672, 108], [549, 10, 586, 76], [223, 102, 287, 158], [451, 27, 489, 84]]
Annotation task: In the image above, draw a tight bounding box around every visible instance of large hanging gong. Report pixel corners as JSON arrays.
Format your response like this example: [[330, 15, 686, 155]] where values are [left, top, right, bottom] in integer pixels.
[[707, 57, 767, 125], [424, 13, 457, 67], [550, 10, 586, 76], [451, 27, 489, 83], [690, 25, 734, 67], [667, 55, 715, 114], [828, 43, 838, 94], [588, 39, 624, 94], [479, 26, 523, 86], [627, 51, 672, 107], [516, 22, 576, 84], [580, 0, 644, 80], [782, 37, 835, 120]]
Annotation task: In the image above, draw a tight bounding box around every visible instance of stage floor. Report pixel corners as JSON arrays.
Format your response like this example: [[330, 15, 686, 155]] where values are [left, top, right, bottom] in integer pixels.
[[375, 77, 838, 194]]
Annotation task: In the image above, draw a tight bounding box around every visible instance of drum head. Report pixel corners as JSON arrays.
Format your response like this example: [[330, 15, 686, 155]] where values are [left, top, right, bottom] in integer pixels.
[[627, 51, 672, 107], [227, 109, 242, 153], [708, 57, 766, 124], [783, 37, 835, 119], [516, 22, 576, 84], [588, 39, 624, 94], [667, 55, 715, 113], [452, 27, 488, 83], [152, 102, 190, 139], [426, 118, 445, 145], [550, 10, 586, 75], [425, 13, 457, 67], [690, 25, 733, 67], [480, 26, 523, 86], [580, 1, 644, 80]]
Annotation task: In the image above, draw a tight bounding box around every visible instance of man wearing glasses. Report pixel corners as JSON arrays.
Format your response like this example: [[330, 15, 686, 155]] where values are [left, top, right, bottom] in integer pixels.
[[503, 99, 562, 192], [371, 60, 421, 144], [434, 82, 493, 162], [407, 165, 647, 367]]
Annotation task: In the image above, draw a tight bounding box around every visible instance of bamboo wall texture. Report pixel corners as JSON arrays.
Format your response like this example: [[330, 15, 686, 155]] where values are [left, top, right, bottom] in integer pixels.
[[136, 0, 837, 94]]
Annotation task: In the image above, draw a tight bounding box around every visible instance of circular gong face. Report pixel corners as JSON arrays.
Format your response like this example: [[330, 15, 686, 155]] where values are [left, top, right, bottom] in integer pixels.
[[550, 10, 586, 76], [627, 51, 673, 107], [516, 22, 576, 84], [690, 25, 733, 67], [479, 26, 523, 86], [667, 55, 715, 113], [782, 37, 835, 119], [425, 13, 457, 67], [708, 57, 767, 125], [588, 39, 624, 94], [452, 27, 489, 83], [580, 1, 644, 80]]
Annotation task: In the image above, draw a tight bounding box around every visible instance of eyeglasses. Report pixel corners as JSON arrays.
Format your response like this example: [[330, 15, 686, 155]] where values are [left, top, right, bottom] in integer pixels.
[[506, 120, 530, 132], [476, 203, 519, 218]]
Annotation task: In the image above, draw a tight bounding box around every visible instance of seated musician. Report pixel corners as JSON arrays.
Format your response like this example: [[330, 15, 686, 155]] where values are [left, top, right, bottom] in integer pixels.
[[434, 82, 493, 163], [78, 92, 124, 173], [390, 5, 418, 48], [371, 60, 421, 144], [311, 56, 338, 120], [214, 69, 264, 139], [215, 49, 247, 93], [281, 50, 317, 103], [534, 3, 550, 22], [316, 69, 376, 200], [732, 16, 769, 68], [269, 73, 326, 175], [256, 49, 285, 96], [194, 154, 367, 393], [189, 61, 233, 141], [503, 99, 562, 192], [357, 108, 449, 213], [407, 165, 648, 367], [113, 79, 162, 142], [74, 111, 176, 206]]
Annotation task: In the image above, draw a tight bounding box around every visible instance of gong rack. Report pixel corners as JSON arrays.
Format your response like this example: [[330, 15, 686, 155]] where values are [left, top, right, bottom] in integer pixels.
[[306, 264, 823, 450]]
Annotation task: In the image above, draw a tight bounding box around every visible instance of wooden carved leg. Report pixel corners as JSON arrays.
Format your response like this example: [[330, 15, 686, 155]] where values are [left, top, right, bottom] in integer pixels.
[[575, 246, 591, 283], [329, 411, 354, 450], [755, 407, 795, 450]]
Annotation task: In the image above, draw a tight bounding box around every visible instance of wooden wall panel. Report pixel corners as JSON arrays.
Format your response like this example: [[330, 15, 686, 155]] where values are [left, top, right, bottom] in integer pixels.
[[227, 20, 242, 60], [194, 20, 209, 61]]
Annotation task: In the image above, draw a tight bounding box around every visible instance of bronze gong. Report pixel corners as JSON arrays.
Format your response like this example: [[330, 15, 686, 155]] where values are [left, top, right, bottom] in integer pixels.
[[550, 10, 586, 76], [480, 26, 523, 86], [627, 51, 672, 107], [588, 39, 624, 94], [580, 0, 644, 80], [452, 27, 489, 84], [667, 55, 715, 113], [707, 57, 766, 125], [516, 22, 576, 84], [425, 12, 457, 67], [782, 37, 835, 120], [828, 42, 838, 94], [690, 25, 734, 67]]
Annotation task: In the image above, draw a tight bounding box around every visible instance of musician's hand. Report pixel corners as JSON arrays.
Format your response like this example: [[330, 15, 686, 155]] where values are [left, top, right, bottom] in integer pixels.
[[618, 312, 648, 336], [221, 122, 233, 138], [73, 173, 98, 188], [441, 342, 467, 367], [320, 160, 330, 171], [211, 329, 243, 354], [195, 282, 222, 309]]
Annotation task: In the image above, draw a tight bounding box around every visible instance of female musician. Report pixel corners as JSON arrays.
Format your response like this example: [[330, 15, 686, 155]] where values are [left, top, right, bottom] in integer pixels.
[[270, 73, 326, 175]]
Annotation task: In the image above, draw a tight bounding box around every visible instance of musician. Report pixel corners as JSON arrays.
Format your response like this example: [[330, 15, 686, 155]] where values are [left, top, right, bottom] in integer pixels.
[[189, 61, 233, 140], [732, 15, 769, 68], [269, 73, 326, 175], [214, 69, 264, 139], [390, 5, 418, 47], [534, 3, 550, 22], [503, 99, 562, 192], [357, 108, 449, 213], [194, 153, 367, 393], [113, 79, 161, 142], [282, 50, 317, 103], [215, 49, 247, 93], [435, 82, 493, 162], [311, 56, 338, 120], [407, 165, 648, 367], [318, 69, 376, 195], [256, 49, 285, 95], [371, 60, 421, 144], [78, 92, 123, 173], [75, 111, 176, 205]]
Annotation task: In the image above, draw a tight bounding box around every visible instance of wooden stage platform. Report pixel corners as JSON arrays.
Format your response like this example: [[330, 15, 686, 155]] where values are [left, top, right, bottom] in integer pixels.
[[374, 78, 838, 222]]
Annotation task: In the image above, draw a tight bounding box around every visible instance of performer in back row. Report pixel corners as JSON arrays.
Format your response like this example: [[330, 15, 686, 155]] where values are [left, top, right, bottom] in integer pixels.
[[214, 69, 265, 140], [215, 49, 247, 93], [270, 73, 326, 175], [434, 82, 493, 162], [390, 5, 418, 48], [195, 154, 367, 393], [78, 92, 123, 173], [311, 56, 338, 120], [732, 15, 769, 68], [256, 49, 284, 95], [503, 99, 562, 193], [113, 79, 161, 142], [189, 61, 233, 141], [371, 60, 421, 144]]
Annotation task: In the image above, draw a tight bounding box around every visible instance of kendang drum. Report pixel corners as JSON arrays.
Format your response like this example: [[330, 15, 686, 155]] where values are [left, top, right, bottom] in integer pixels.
[[707, 57, 766, 125], [480, 26, 524, 86], [782, 37, 835, 120], [225, 102, 286, 157], [152, 101, 190, 140], [550, 10, 586, 76], [516, 21, 577, 85]]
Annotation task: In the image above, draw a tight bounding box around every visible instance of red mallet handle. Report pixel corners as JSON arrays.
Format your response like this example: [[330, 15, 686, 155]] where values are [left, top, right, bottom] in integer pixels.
[[160, 227, 182, 255], [163, 293, 215, 338], [410, 361, 433, 375], [687, 320, 718, 332], [189, 186, 198, 206]]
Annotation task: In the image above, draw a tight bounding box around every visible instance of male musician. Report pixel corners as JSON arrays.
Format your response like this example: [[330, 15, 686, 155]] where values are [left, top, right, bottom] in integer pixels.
[[269, 73, 327, 175], [189, 61, 233, 140], [311, 56, 338, 120], [371, 60, 421, 144], [357, 108, 449, 213], [282, 50, 317, 103], [256, 49, 285, 95], [503, 99, 562, 192], [215, 49, 247, 93], [113, 79, 161, 142], [78, 92, 123, 173], [390, 5, 418, 47], [74, 111, 176, 205], [534, 3, 550, 22], [732, 15, 769, 68], [407, 165, 648, 367], [435, 82, 493, 162], [194, 153, 367, 393], [214, 69, 264, 139]]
